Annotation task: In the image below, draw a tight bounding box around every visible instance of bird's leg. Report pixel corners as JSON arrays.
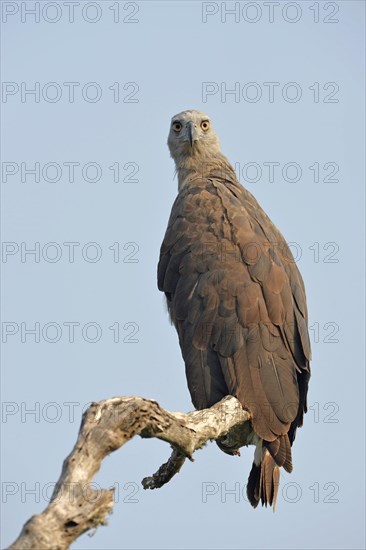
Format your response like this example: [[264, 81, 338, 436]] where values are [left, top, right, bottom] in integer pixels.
[[216, 420, 254, 456]]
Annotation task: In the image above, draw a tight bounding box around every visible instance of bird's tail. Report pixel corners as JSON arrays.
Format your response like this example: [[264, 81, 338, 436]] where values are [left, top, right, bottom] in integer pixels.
[[247, 452, 280, 509], [247, 435, 292, 510]]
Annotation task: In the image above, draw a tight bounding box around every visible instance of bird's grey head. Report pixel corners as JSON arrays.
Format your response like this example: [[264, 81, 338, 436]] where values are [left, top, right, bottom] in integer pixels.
[[167, 109, 221, 167]]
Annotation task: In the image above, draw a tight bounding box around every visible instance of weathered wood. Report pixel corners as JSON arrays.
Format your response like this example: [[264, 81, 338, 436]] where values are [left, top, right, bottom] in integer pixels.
[[7, 395, 251, 550]]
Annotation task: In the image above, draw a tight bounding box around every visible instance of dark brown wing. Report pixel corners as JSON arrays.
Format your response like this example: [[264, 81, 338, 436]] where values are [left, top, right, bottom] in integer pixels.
[[158, 176, 311, 446]]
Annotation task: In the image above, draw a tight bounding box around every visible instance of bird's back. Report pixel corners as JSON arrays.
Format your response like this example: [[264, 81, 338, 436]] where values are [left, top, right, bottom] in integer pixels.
[[159, 170, 310, 432]]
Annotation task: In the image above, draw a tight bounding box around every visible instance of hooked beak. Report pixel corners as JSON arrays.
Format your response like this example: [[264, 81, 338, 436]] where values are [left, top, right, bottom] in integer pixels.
[[186, 122, 199, 147]]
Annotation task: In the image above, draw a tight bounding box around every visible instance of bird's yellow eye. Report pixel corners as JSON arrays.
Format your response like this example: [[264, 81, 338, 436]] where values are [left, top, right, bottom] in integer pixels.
[[172, 121, 182, 132], [201, 120, 210, 131]]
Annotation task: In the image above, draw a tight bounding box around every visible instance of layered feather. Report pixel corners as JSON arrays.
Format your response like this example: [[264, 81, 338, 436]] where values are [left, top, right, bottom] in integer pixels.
[[158, 159, 311, 508]]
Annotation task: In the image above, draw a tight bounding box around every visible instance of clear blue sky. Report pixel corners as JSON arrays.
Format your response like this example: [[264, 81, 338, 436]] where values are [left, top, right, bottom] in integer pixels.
[[1, 1, 365, 549]]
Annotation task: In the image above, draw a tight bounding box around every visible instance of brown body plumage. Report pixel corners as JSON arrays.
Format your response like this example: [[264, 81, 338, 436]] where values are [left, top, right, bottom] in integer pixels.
[[158, 110, 311, 508]]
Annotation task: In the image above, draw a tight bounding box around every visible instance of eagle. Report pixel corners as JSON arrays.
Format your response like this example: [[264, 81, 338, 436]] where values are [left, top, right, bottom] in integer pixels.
[[157, 110, 311, 508]]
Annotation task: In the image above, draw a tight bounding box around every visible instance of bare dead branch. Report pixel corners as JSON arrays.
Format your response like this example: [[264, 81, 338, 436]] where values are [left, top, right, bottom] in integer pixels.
[[7, 395, 251, 550]]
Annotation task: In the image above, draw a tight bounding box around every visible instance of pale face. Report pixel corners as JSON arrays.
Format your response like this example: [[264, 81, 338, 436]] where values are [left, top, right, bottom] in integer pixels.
[[167, 109, 221, 165]]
